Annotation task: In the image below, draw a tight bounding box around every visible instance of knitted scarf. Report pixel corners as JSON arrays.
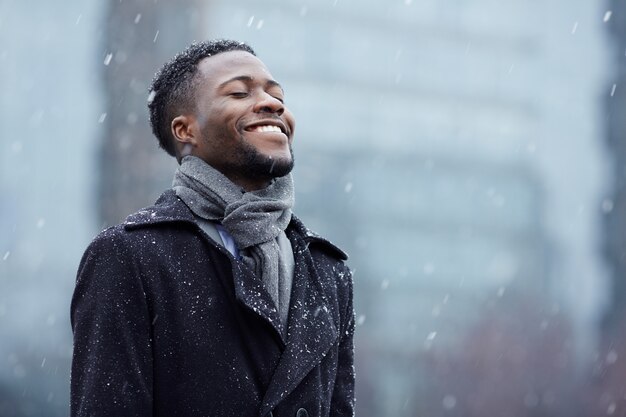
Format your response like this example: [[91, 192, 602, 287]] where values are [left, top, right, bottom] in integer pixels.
[[172, 155, 294, 325]]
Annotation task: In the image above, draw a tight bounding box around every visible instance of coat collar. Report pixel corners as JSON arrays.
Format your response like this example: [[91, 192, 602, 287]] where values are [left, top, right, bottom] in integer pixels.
[[123, 189, 348, 261], [287, 215, 348, 261], [123, 189, 197, 230]]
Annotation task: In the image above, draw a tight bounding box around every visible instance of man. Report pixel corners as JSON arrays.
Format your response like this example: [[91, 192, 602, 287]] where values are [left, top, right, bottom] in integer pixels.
[[70, 39, 355, 417]]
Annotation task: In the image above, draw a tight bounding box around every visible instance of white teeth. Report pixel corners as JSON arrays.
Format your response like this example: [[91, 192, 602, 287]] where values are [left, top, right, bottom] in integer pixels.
[[253, 125, 281, 133]]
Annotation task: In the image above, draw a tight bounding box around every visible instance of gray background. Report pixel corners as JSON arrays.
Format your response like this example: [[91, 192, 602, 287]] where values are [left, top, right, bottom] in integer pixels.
[[2, 0, 626, 415]]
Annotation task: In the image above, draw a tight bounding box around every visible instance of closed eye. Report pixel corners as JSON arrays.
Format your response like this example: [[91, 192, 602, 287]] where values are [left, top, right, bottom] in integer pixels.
[[230, 92, 249, 98]]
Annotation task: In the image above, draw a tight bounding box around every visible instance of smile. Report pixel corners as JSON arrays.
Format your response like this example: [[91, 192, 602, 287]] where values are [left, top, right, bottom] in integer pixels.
[[248, 125, 283, 133], [244, 119, 289, 136]]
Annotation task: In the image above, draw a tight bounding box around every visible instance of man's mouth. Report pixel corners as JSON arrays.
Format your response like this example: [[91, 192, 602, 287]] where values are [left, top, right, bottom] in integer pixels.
[[247, 125, 283, 133], [244, 119, 288, 136]]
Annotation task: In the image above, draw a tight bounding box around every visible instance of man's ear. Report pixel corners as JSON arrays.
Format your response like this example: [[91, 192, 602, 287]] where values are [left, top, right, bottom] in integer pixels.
[[171, 115, 198, 148]]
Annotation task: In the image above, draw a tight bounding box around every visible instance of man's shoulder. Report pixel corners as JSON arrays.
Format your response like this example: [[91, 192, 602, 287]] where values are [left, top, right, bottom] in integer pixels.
[[288, 216, 349, 262], [122, 189, 195, 230], [87, 190, 196, 249]]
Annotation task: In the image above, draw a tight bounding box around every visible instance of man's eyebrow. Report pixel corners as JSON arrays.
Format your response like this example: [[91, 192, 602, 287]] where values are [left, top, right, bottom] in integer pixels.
[[218, 75, 284, 91]]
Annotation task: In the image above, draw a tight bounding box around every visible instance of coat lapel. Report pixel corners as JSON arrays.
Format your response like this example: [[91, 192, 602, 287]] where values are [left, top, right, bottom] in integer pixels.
[[193, 215, 287, 345], [124, 190, 288, 344], [259, 233, 339, 417], [231, 260, 287, 344]]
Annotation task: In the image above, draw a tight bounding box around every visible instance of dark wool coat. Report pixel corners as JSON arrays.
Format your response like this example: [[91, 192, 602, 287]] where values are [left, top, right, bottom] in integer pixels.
[[71, 190, 355, 417]]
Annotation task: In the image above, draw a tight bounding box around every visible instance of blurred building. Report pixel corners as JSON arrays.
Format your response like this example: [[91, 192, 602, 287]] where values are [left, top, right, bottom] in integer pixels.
[[0, 1, 199, 415], [587, 3, 626, 415], [0, 1, 104, 415], [0, 0, 618, 416], [98, 0, 202, 225], [604, 1, 626, 332]]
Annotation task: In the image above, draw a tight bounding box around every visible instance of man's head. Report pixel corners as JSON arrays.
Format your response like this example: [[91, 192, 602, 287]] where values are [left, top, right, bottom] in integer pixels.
[[148, 39, 296, 190]]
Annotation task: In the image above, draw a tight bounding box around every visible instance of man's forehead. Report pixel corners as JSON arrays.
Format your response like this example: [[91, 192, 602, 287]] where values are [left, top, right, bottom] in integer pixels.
[[197, 50, 273, 80]]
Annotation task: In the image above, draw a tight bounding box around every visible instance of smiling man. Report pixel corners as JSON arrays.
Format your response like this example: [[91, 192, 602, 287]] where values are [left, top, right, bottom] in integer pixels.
[[70, 40, 355, 417]]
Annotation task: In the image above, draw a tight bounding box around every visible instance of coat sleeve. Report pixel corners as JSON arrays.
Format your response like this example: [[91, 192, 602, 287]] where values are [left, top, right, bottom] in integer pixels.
[[330, 265, 356, 416], [70, 229, 154, 417]]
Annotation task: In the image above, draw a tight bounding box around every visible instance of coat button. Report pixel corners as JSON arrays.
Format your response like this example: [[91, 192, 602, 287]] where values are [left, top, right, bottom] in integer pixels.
[[296, 408, 308, 417]]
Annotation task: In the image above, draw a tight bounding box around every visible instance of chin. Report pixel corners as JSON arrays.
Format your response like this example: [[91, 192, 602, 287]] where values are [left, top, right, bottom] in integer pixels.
[[239, 145, 295, 179], [267, 157, 294, 177]]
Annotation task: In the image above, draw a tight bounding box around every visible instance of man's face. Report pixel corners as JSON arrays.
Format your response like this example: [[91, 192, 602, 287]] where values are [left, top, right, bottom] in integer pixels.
[[188, 50, 296, 186]]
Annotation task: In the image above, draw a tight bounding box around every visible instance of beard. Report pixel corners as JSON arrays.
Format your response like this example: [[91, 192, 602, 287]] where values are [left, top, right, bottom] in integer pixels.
[[236, 139, 295, 180]]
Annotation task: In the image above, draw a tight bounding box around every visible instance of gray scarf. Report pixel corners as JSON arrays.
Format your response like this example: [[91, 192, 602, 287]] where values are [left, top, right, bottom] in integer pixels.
[[172, 155, 294, 326]]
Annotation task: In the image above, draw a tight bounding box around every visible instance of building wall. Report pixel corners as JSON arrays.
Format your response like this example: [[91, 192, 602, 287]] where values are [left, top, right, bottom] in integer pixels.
[[0, 1, 104, 414], [604, 0, 626, 331], [98, 0, 203, 227]]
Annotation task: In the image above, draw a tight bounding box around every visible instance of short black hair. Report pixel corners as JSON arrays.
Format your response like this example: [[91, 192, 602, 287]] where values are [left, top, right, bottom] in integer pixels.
[[148, 39, 256, 156]]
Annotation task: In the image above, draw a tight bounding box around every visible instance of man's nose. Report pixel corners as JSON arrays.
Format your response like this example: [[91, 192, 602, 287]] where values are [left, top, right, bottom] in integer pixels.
[[253, 91, 284, 116]]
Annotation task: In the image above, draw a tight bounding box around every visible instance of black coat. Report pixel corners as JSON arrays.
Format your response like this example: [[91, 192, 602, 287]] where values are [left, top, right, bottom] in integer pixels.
[[70, 190, 355, 417]]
